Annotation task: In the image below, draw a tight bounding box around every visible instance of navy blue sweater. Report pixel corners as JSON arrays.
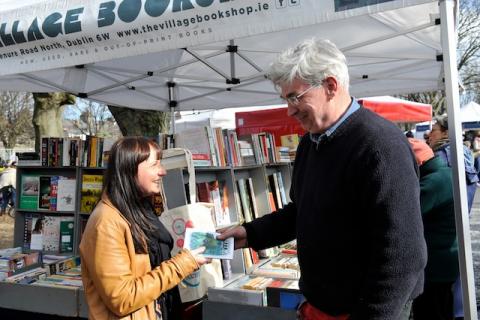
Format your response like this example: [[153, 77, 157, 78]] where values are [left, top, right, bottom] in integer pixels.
[[244, 107, 427, 319]]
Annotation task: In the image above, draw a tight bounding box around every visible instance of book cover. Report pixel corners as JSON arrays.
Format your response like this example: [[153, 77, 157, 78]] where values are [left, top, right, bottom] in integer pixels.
[[59, 220, 75, 253], [38, 176, 52, 210], [276, 172, 288, 206], [246, 178, 260, 219], [41, 137, 48, 166], [237, 179, 253, 223], [175, 127, 212, 166], [80, 174, 103, 213], [280, 134, 300, 150], [19, 175, 40, 210], [30, 215, 44, 251], [57, 178, 76, 212], [49, 175, 59, 211], [183, 228, 234, 260], [268, 174, 283, 209], [23, 213, 42, 251], [42, 216, 75, 252], [220, 259, 232, 280], [217, 180, 231, 227]]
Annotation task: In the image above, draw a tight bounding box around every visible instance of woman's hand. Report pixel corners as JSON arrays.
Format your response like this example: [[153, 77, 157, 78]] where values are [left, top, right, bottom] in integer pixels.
[[189, 246, 211, 266]]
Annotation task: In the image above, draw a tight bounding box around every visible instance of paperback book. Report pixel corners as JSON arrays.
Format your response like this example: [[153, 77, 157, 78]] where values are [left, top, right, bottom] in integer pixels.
[[183, 228, 233, 260]]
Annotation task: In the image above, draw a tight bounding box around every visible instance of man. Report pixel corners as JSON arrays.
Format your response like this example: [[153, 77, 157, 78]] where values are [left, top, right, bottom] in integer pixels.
[[407, 138, 458, 320], [218, 38, 427, 319]]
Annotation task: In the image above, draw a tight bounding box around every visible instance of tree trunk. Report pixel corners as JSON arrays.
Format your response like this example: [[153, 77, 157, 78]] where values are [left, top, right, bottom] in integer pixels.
[[108, 106, 171, 136], [32, 93, 76, 152]]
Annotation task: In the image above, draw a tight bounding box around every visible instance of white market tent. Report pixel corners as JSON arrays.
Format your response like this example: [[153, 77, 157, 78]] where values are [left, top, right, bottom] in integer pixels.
[[0, 0, 446, 110], [0, 0, 476, 317]]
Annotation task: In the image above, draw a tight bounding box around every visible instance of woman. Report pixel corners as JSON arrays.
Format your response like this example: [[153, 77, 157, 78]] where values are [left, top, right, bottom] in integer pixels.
[[408, 138, 458, 320], [80, 137, 209, 320], [428, 116, 478, 320]]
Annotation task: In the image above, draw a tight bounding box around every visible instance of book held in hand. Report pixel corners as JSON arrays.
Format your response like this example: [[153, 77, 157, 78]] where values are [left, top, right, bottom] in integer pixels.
[[183, 228, 234, 260]]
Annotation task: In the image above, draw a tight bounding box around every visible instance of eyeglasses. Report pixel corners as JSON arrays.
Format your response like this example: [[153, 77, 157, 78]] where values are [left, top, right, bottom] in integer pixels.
[[284, 83, 322, 106]]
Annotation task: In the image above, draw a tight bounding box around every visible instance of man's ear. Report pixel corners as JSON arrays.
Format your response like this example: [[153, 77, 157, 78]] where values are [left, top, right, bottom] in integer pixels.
[[324, 77, 338, 100], [324, 76, 338, 93]]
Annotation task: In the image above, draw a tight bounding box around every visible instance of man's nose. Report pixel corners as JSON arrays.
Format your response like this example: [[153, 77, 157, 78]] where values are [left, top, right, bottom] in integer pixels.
[[287, 103, 297, 117]]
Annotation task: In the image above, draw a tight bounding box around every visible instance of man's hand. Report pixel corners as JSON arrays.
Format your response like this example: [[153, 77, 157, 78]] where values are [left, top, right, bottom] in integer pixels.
[[216, 226, 248, 250]]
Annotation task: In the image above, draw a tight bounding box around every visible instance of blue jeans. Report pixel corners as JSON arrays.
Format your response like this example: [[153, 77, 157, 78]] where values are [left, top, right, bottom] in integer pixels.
[[467, 183, 476, 215]]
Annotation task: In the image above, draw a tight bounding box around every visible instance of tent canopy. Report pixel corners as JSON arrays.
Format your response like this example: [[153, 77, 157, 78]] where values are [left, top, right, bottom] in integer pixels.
[[0, 0, 443, 111], [2, 1, 478, 318], [358, 96, 432, 123]]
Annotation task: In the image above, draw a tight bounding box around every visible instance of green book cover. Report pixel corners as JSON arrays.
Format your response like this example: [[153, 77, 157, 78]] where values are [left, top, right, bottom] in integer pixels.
[[59, 221, 74, 253], [19, 174, 40, 210]]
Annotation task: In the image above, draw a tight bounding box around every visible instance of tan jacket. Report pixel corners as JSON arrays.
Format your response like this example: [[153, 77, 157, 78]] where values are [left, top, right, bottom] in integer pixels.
[[79, 196, 199, 320]]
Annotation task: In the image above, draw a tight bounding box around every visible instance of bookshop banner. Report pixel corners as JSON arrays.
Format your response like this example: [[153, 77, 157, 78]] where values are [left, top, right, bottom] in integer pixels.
[[0, 0, 431, 76]]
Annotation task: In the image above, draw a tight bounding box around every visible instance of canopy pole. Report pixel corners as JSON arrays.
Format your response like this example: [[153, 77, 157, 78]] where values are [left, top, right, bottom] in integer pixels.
[[168, 82, 177, 146], [229, 40, 237, 82], [439, 1, 477, 319]]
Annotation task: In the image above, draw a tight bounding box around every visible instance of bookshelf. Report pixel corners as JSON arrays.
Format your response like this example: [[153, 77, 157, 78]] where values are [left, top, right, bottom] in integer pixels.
[[13, 166, 79, 255], [4, 144, 293, 317]]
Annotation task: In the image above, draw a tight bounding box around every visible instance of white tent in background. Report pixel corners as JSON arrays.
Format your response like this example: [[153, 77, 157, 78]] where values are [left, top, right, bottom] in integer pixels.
[[0, 0, 476, 317], [461, 101, 480, 130], [461, 101, 480, 122]]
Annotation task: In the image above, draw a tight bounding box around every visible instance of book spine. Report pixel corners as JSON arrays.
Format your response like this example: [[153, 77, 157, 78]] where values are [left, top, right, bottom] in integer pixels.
[[221, 259, 232, 280], [41, 137, 48, 167]]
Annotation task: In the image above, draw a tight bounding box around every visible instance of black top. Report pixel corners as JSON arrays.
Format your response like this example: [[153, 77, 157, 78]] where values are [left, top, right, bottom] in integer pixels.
[[244, 107, 427, 319]]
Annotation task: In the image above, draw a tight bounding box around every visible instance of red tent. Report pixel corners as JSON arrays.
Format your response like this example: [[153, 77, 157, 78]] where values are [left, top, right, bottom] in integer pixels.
[[236, 97, 431, 145], [236, 108, 305, 146], [358, 96, 432, 123]]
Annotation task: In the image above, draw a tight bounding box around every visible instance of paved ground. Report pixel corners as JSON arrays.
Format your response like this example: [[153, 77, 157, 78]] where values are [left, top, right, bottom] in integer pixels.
[[469, 190, 480, 311], [0, 213, 14, 249]]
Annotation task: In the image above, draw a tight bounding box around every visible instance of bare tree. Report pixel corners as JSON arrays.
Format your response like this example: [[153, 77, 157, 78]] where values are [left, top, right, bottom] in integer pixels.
[[0, 92, 34, 149], [404, 0, 480, 115], [65, 98, 120, 138]]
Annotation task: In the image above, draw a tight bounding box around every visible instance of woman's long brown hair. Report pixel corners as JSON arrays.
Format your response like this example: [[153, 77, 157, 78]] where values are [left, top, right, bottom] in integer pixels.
[[104, 137, 162, 253]]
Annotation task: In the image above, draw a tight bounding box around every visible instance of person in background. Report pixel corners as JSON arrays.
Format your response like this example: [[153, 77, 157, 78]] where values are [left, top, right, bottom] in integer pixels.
[[423, 130, 431, 145], [218, 38, 426, 319], [428, 115, 478, 212], [80, 137, 210, 320], [0, 160, 17, 216], [428, 115, 478, 320], [408, 138, 458, 320], [405, 130, 414, 138], [472, 130, 480, 184]]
